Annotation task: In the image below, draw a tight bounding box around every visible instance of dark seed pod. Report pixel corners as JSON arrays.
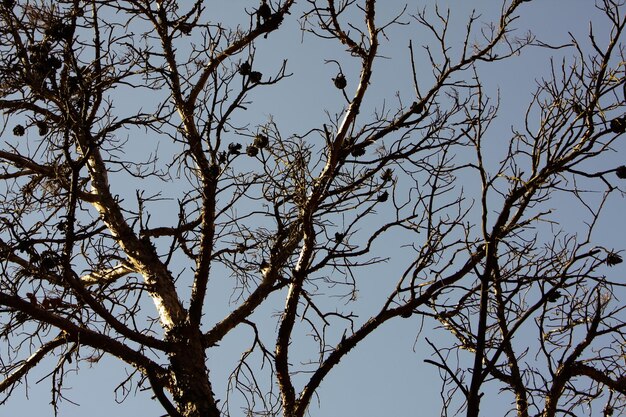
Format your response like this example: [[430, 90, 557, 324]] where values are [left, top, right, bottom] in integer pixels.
[[616, 165, 626, 179], [36, 120, 48, 136], [610, 117, 626, 134], [257, 1, 271, 21], [571, 102, 583, 115], [253, 133, 269, 149], [381, 169, 393, 182], [350, 146, 365, 157], [248, 71, 262, 83], [40, 251, 60, 271], [13, 124, 25, 136], [218, 151, 227, 164], [29, 41, 51, 60], [44, 24, 58, 40], [377, 191, 389, 202], [246, 145, 259, 157], [29, 252, 40, 264], [178, 22, 193, 35], [208, 164, 220, 177], [547, 290, 562, 303], [333, 74, 346, 89], [60, 24, 73, 40], [67, 76, 79, 94], [16, 238, 33, 254], [400, 309, 412, 318], [239, 62, 251, 76], [45, 22, 71, 42], [26, 292, 37, 304], [51, 298, 63, 309], [606, 252, 623, 266], [410, 101, 424, 114], [334, 232, 344, 243], [48, 55, 62, 70], [228, 142, 242, 155]]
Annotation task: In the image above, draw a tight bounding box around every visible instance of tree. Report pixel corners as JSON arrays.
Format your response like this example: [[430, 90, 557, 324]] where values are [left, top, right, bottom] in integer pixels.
[[0, 0, 625, 416]]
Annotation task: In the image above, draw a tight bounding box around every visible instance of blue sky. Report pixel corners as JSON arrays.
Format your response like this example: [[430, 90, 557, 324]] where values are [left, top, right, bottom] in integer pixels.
[[2, 1, 625, 417]]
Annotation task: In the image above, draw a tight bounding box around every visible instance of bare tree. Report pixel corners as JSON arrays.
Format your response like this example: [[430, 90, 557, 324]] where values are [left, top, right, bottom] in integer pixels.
[[0, 1, 624, 417]]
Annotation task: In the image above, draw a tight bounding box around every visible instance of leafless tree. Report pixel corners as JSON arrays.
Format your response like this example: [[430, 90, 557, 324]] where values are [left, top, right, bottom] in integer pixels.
[[0, 1, 625, 417]]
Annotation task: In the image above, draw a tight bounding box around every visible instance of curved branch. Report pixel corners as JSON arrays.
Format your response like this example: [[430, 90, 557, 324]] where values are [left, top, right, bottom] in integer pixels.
[[0, 292, 170, 365], [0, 334, 66, 393]]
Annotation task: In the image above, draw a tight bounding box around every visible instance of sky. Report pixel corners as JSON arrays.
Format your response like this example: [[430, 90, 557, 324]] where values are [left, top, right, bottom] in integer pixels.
[[1, 1, 625, 417]]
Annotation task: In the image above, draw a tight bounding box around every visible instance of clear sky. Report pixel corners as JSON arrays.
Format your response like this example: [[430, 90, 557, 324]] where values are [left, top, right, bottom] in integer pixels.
[[2, 1, 624, 417]]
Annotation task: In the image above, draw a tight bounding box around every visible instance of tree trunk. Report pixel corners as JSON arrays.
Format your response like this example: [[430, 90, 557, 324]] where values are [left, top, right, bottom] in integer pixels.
[[168, 324, 220, 417]]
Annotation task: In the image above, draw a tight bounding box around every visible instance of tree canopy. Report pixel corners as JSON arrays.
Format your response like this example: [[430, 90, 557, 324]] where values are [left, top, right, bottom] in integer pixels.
[[0, 1, 625, 417]]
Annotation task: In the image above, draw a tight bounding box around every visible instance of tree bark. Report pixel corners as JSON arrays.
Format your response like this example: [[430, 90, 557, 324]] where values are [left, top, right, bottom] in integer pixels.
[[168, 324, 220, 417]]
